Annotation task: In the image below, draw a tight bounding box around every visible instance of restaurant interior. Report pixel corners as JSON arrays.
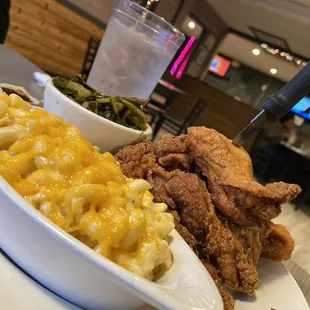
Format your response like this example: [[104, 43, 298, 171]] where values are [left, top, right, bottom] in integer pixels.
[[2, 0, 310, 309]]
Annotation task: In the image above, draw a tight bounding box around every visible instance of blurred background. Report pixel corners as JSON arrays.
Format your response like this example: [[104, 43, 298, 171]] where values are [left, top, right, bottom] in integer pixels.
[[2, 1, 310, 286]]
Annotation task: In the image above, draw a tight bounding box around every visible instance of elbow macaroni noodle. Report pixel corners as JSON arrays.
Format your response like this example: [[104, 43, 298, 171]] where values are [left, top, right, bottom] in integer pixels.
[[0, 93, 174, 280]]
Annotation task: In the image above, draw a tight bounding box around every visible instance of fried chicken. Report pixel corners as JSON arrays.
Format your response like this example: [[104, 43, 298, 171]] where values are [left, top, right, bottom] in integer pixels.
[[174, 221, 199, 255], [156, 134, 194, 172], [229, 225, 263, 266], [115, 129, 300, 310], [116, 142, 200, 253], [151, 168, 259, 295], [147, 168, 177, 209], [202, 259, 235, 310], [115, 141, 156, 179], [261, 223, 295, 262], [187, 127, 301, 226]]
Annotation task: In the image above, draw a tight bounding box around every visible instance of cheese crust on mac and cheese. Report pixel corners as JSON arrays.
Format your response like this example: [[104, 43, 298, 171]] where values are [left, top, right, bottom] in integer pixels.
[[0, 93, 174, 280]]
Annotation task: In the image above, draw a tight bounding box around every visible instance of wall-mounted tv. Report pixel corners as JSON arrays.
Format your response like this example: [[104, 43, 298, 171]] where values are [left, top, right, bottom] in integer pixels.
[[208, 55, 231, 77], [291, 96, 310, 121]]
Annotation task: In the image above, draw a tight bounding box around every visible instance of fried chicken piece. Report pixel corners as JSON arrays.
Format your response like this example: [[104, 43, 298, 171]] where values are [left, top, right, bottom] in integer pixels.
[[261, 223, 295, 262], [206, 183, 254, 226], [229, 225, 263, 266], [228, 218, 274, 268], [169, 209, 181, 222], [265, 182, 301, 203], [151, 168, 259, 295], [174, 221, 199, 255], [148, 168, 176, 209], [115, 142, 177, 208], [115, 141, 156, 179], [156, 134, 188, 158], [170, 207, 199, 254], [156, 134, 194, 172], [202, 259, 235, 310], [187, 127, 301, 226]]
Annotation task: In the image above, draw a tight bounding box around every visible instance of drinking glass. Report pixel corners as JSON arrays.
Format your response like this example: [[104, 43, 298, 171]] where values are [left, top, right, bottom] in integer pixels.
[[87, 0, 185, 98]]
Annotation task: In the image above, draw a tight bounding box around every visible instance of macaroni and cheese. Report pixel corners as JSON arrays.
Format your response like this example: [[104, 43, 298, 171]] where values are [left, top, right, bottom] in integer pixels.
[[0, 93, 174, 280]]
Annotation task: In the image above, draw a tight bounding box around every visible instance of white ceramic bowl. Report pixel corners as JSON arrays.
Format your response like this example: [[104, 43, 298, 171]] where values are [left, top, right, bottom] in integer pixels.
[[0, 177, 223, 310], [44, 80, 152, 153]]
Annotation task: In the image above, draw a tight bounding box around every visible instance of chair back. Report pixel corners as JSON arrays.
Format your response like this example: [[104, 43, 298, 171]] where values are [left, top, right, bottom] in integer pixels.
[[166, 95, 207, 125], [81, 37, 100, 80], [181, 98, 208, 130]]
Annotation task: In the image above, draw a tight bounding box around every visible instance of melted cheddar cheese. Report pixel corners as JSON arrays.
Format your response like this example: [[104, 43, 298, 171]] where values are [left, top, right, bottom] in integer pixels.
[[0, 93, 174, 280]]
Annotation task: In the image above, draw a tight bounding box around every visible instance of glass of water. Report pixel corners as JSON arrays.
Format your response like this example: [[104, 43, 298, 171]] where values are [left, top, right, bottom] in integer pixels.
[[87, 0, 185, 98]]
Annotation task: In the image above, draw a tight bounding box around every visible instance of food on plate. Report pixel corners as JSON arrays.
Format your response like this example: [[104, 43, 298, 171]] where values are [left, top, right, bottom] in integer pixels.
[[115, 128, 301, 310], [0, 93, 174, 280], [53, 75, 149, 131], [261, 222, 295, 262], [186, 127, 300, 226], [0, 83, 40, 105], [202, 259, 235, 310], [150, 168, 259, 295]]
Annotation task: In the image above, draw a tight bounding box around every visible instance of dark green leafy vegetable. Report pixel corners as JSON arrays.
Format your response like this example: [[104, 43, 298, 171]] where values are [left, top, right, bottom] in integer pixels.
[[67, 81, 92, 99], [52, 75, 149, 131]]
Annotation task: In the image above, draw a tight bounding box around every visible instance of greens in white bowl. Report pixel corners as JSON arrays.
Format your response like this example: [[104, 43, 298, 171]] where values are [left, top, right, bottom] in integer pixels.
[[53, 75, 149, 131]]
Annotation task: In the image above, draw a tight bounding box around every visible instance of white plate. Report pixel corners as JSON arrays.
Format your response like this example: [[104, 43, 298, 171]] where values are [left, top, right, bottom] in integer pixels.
[[235, 259, 309, 310], [0, 250, 308, 310]]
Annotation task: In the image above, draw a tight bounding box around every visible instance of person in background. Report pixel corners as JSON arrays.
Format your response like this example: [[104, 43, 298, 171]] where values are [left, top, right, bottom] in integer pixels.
[[0, 0, 10, 44], [251, 111, 297, 182], [263, 111, 296, 146]]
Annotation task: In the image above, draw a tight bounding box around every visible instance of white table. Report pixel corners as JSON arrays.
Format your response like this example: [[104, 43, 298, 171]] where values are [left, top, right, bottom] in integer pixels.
[[0, 44, 45, 101], [0, 250, 82, 310]]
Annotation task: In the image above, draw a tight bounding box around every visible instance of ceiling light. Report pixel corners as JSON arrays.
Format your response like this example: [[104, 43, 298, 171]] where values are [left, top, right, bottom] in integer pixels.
[[252, 48, 260, 56], [188, 21, 196, 29], [270, 68, 277, 75]]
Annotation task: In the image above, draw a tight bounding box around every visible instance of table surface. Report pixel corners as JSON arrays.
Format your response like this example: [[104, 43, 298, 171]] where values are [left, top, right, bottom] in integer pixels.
[[0, 45, 45, 101], [1, 43, 309, 309]]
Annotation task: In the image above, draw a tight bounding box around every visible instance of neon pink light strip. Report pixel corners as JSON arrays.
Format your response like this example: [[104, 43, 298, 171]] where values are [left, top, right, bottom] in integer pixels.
[[170, 36, 195, 75], [176, 46, 192, 79]]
